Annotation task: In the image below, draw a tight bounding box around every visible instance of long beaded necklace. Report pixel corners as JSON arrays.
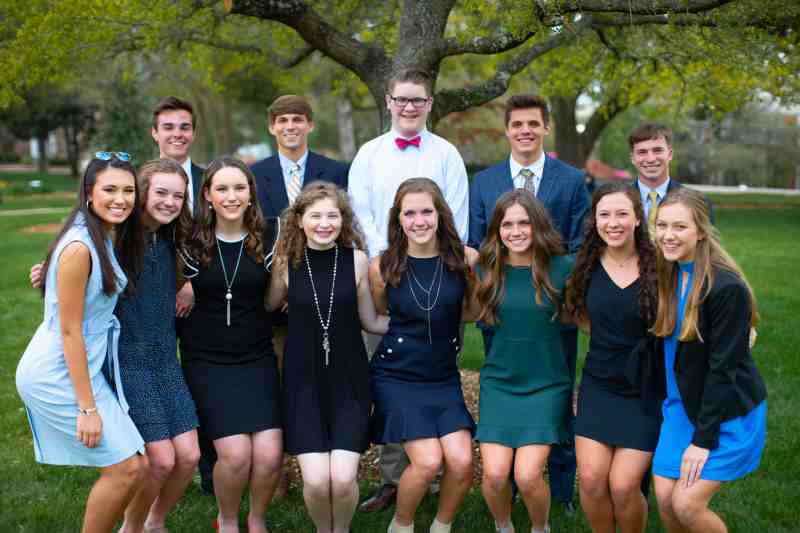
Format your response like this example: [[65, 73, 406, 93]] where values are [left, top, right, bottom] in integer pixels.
[[304, 243, 338, 366], [407, 256, 443, 344], [215, 235, 246, 327]]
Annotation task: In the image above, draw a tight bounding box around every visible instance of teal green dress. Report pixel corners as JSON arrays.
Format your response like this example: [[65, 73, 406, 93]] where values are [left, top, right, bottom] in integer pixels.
[[476, 256, 573, 448]]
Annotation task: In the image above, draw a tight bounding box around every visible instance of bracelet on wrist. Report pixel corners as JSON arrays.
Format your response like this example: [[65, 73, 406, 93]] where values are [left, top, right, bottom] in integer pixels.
[[77, 407, 97, 416]]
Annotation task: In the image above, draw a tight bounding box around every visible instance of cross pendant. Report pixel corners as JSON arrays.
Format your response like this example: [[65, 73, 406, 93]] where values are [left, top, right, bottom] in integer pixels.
[[322, 333, 330, 366]]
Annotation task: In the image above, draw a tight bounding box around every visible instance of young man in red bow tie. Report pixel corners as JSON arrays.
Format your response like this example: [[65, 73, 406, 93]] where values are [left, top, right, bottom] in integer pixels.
[[348, 68, 468, 258], [349, 68, 468, 516]]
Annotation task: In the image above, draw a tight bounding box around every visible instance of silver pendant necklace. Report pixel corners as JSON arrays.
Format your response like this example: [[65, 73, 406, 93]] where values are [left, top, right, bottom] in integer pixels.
[[407, 256, 443, 344], [304, 244, 337, 366], [216, 235, 246, 327]]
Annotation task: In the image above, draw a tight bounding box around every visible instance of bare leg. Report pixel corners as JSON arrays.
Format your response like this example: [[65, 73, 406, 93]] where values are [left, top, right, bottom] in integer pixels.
[[654, 476, 690, 533], [513, 445, 551, 533], [297, 452, 333, 533], [214, 435, 253, 533], [608, 448, 652, 533], [246, 429, 283, 533], [82, 454, 144, 533], [434, 430, 473, 525], [576, 436, 615, 533], [670, 479, 726, 533], [480, 443, 514, 529], [329, 450, 361, 533], [395, 438, 443, 526], [146, 430, 200, 528]]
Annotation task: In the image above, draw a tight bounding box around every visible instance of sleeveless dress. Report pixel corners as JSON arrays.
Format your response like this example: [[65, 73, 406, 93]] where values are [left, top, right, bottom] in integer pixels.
[[575, 265, 661, 451], [282, 246, 371, 455], [115, 232, 198, 443], [16, 214, 145, 466], [180, 234, 281, 440], [476, 257, 573, 448], [370, 255, 475, 444], [653, 262, 767, 480]]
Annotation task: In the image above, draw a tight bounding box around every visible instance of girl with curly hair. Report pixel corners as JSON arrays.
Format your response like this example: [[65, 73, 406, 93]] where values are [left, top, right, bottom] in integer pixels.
[[367, 178, 479, 533], [475, 189, 573, 533], [180, 156, 281, 533], [651, 188, 766, 533], [564, 181, 659, 533], [268, 181, 388, 533]]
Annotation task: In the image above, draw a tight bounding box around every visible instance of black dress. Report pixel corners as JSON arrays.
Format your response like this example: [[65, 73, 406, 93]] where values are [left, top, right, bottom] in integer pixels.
[[575, 264, 660, 451], [282, 246, 371, 455], [180, 234, 281, 440], [370, 256, 475, 444]]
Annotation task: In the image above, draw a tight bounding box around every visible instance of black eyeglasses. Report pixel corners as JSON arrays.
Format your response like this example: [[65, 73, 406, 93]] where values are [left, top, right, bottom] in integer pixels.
[[95, 151, 131, 162], [388, 96, 430, 109]]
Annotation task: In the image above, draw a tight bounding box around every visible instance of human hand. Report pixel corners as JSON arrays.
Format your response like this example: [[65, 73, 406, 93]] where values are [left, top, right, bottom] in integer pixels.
[[281, 302, 289, 313], [176, 282, 194, 317], [30, 262, 44, 289], [76, 410, 103, 448], [680, 443, 710, 488]]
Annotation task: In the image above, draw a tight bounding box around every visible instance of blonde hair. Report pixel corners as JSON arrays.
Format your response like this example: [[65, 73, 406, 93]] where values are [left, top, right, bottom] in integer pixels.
[[651, 188, 758, 341]]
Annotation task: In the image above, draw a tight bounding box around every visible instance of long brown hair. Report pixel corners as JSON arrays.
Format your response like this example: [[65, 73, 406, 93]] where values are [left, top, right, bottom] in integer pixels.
[[277, 181, 366, 268], [476, 189, 564, 325], [651, 188, 758, 341], [41, 156, 144, 296], [379, 178, 468, 287], [137, 158, 192, 246], [565, 181, 658, 327], [187, 156, 265, 266]]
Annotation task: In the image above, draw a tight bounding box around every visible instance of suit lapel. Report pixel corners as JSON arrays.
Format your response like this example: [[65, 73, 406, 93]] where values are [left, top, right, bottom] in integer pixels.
[[190, 163, 204, 215], [303, 151, 320, 186], [268, 156, 290, 213], [537, 156, 556, 204], [497, 159, 514, 194]]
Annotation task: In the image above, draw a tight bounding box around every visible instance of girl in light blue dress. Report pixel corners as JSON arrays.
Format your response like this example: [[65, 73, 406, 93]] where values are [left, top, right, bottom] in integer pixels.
[[16, 153, 146, 533]]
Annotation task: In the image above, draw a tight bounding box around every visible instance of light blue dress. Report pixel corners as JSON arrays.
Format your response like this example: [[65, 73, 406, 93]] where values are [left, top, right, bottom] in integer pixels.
[[652, 261, 766, 481], [16, 214, 144, 466]]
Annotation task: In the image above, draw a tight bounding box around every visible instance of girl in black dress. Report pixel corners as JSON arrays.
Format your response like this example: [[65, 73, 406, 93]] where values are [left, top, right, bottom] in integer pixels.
[[565, 182, 659, 533], [181, 157, 281, 533], [367, 178, 479, 533], [268, 181, 388, 533]]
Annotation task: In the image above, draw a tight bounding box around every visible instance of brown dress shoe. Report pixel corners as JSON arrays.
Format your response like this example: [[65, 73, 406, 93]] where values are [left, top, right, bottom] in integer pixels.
[[359, 483, 397, 512]]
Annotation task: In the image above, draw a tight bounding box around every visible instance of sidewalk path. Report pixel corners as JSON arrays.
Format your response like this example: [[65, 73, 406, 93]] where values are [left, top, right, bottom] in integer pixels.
[[0, 207, 70, 217]]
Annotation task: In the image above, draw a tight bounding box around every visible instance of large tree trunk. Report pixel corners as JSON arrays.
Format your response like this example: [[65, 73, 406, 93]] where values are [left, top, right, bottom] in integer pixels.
[[35, 134, 49, 173], [336, 99, 356, 161]]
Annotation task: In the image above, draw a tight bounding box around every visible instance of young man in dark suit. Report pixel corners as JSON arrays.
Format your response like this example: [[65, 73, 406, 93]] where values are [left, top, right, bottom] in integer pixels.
[[469, 94, 589, 514]]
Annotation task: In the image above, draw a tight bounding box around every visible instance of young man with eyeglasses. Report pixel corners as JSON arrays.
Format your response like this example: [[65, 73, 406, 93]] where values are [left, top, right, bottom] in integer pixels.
[[349, 68, 469, 515]]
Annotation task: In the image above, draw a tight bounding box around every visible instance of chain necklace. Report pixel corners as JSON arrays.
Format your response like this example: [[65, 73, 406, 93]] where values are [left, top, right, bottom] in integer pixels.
[[216, 235, 246, 327], [304, 244, 338, 366], [407, 256, 443, 344]]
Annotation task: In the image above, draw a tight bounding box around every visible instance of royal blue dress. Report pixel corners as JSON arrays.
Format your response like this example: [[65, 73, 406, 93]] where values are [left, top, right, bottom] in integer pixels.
[[653, 262, 766, 481]]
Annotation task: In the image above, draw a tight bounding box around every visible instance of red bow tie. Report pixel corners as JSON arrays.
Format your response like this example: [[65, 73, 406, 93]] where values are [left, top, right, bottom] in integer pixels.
[[395, 136, 421, 150]]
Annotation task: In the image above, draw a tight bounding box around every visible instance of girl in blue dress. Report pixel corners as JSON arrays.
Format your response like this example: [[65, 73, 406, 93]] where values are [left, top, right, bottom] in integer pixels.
[[651, 188, 766, 533], [17, 153, 146, 533]]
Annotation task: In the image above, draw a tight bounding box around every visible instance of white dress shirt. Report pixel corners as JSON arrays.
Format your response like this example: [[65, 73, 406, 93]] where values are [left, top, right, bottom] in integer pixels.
[[348, 128, 469, 257], [510, 151, 546, 193], [638, 177, 671, 220], [181, 158, 195, 212]]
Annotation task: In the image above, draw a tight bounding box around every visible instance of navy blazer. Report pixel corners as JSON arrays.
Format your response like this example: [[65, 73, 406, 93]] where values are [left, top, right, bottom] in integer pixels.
[[252, 151, 348, 219], [190, 162, 205, 216], [469, 156, 589, 253], [633, 178, 715, 224]]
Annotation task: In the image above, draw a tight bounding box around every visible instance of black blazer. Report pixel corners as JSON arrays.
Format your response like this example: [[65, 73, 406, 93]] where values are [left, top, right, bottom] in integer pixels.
[[631, 268, 766, 450], [251, 151, 348, 219], [633, 178, 715, 224]]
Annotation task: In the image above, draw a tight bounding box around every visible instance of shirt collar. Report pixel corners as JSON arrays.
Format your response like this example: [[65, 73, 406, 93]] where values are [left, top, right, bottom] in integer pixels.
[[509, 151, 546, 179], [278, 150, 309, 174], [180, 158, 192, 178], [391, 127, 428, 141], [638, 177, 671, 201]]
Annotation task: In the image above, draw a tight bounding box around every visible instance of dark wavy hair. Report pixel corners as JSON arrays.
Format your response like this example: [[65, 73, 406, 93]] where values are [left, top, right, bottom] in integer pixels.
[[379, 177, 469, 287], [187, 156, 265, 266], [277, 181, 366, 268], [41, 156, 144, 297], [565, 181, 658, 327], [137, 158, 193, 246], [476, 189, 565, 324]]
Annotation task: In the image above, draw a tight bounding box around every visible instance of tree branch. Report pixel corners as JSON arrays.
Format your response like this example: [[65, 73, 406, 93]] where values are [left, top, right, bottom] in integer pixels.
[[441, 31, 537, 57], [557, 0, 733, 15]]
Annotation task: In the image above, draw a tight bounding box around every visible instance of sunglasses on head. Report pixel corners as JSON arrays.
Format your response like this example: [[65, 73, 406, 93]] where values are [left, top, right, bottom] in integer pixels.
[[95, 151, 131, 162]]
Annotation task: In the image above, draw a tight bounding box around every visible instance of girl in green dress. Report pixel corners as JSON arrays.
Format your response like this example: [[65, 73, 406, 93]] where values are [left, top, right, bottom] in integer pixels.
[[475, 189, 573, 533]]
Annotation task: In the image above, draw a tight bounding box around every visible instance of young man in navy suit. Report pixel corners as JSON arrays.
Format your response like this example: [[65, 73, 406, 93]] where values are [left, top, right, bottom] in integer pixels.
[[469, 94, 589, 514]]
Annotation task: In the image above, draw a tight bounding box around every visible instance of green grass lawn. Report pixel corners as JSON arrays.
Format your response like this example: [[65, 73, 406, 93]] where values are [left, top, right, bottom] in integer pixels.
[[1, 198, 798, 532]]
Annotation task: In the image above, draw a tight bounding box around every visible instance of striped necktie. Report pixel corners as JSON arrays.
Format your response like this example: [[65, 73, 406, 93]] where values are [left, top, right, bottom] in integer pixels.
[[287, 163, 302, 205], [520, 168, 536, 196], [647, 191, 659, 241]]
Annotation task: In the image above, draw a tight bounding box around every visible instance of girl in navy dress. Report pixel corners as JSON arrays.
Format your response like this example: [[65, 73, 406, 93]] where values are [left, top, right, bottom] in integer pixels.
[[269, 181, 388, 533], [367, 178, 479, 533], [17, 153, 146, 533], [651, 188, 766, 533], [565, 182, 660, 533]]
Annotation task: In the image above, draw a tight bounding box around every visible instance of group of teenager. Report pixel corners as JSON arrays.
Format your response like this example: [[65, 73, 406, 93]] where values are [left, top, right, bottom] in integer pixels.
[[16, 67, 767, 533]]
